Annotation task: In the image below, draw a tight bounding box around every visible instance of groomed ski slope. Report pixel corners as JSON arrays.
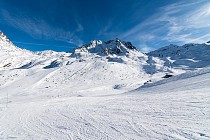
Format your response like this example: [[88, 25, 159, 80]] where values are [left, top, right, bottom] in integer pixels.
[[0, 68, 210, 140]]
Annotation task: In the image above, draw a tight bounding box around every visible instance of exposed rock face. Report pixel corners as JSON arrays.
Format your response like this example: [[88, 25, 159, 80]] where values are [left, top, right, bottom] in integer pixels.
[[70, 39, 139, 58]]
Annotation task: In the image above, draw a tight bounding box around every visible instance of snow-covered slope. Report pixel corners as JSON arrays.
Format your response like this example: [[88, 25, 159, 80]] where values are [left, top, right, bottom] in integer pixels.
[[0, 64, 209, 140], [0, 31, 73, 70], [148, 43, 210, 70], [1, 31, 210, 139], [1, 31, 209, 96], [0, 31, 37, 69], [134, 66, 210, 93], [0, 34, 171, 96]]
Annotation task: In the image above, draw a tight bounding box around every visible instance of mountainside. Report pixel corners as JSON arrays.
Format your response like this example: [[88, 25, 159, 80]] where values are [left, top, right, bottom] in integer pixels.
[[0, 33, 173, 97], [1, 31, 210, 139], [70, 39, 140, 58], [0, 32, 73, 70], [1, 31, 210, 94], [0, 31, 37, 69], [148, 43, 210, 70], [1, 31, 210, 95]]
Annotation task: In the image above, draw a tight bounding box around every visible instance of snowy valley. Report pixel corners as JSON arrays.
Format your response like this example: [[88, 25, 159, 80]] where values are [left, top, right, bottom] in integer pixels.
[[0, 31, 210, 140]]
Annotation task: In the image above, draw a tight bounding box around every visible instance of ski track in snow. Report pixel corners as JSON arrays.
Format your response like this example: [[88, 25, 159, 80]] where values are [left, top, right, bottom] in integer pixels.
[[0, 65, 210, 140], [0, 82, 210, 139]]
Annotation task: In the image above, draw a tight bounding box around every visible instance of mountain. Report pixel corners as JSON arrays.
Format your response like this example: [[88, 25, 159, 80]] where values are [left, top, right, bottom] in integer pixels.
[[70, 39, 139, 58], [1, 31, 210, 92], [1, 32, 174, 97], [148, 43, 210, 70], [0, 31, 37, 69], [0, 32, 72, 70], [1, 31, 210, 95], [0, 31, 210, 139]]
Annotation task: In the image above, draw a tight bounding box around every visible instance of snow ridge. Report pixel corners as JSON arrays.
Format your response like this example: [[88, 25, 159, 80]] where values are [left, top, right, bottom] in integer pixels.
[[148, 43, 210, 70], [70, 39, 140, 58]]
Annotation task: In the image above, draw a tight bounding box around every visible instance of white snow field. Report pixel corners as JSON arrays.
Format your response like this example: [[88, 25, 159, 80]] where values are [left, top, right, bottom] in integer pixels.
[[0, 67, 210, 140], [0, 31, 210, 139]]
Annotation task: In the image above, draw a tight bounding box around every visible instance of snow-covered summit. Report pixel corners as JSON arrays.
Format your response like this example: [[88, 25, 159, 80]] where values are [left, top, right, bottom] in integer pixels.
[[0, 31, 10, 43], [0, 31, 38, 69], [70, 39, 141, 58], [148, 43, 210, 70], [0, 31, 18, 51], [0, 31, 72, 70]]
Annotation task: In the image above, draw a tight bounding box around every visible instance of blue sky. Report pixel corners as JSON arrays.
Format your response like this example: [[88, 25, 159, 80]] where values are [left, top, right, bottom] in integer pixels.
[[1, 0, 210, 52]]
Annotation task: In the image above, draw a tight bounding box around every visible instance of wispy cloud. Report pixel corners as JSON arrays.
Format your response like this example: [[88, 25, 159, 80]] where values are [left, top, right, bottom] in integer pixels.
[[98, 20, 113, 36], [140, 44, 155, 53], [0, 9, 83, 46], [12, 41, 76, 49], [76, 23, 84, 32], [121, 0, 210, 49], [159, 0, 210, 43], [97, 19, 121, 37]]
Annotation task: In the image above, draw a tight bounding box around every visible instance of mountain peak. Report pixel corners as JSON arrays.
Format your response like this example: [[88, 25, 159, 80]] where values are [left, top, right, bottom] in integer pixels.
[[0, 31, 11, 43], [148, 42, 210, 70], [71, 39, 138, 58], [0, 31, 20, 52]]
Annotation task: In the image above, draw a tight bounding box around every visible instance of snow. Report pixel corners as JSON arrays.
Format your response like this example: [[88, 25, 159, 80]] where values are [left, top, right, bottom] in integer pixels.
[[148, 43, 210, 70], [0, 32, 210, 139], [0, 70, 210, 139]]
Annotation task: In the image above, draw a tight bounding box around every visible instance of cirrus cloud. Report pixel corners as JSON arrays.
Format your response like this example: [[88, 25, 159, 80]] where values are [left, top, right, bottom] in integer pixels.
[[121, 0, 210, 50], [0, 9, 83, 46]]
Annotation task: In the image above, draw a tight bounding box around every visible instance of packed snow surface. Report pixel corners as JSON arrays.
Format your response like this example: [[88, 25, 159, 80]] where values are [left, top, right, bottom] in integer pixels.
[[0, 68, 209, 140]]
